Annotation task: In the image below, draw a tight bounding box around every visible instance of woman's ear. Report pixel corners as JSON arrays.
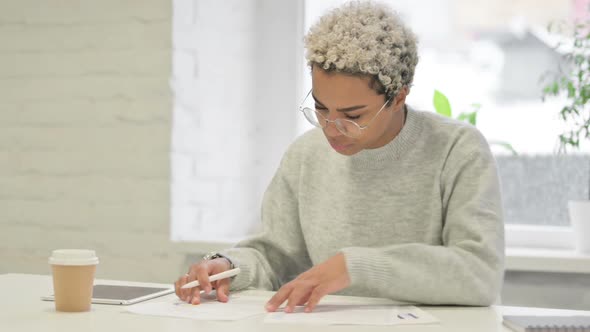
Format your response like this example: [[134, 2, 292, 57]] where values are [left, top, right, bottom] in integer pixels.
[[392, 86, 409, 111]]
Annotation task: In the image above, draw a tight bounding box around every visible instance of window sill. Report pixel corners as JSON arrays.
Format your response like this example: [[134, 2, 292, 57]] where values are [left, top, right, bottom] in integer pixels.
[[506, 247, 590, 274]]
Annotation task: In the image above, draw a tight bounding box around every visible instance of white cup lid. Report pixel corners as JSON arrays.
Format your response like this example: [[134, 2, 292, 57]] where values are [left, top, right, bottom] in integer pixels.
[[49, 249, 99, 266]]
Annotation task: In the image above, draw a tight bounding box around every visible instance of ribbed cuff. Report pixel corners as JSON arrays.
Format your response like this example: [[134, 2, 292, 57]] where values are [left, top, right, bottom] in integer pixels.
[[219, 251, 252, 291], [340, 247, 392, 292]]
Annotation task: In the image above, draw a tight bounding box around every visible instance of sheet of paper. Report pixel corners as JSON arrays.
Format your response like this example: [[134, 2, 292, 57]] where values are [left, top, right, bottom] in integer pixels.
[[127, 293, 439, 326], [126, 293, 266, 321], [265, 304, 439, 326]]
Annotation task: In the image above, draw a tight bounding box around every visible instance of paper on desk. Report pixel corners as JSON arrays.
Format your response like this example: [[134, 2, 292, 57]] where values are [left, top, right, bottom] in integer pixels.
[[126, 293, 266, 321], [265, 304, 439, 326], [127, 293, 438, 326]]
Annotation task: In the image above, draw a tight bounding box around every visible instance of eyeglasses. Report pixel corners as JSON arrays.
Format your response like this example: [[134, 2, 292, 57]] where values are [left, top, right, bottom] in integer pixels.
[[298, 90, 392, 138]]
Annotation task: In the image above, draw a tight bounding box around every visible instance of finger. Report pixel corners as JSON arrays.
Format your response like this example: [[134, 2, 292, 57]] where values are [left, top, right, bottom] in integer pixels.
[[185, 268, 201, 304], [304, 286, 327, 313], [285, 286, 311, 313], [215, 278, 231, 303], [266, 284, 293, 312], [178, 274, 190, 301], [296, 292, 311, 306], [189, 286, 202, 305], [196, 264, 213, 294]]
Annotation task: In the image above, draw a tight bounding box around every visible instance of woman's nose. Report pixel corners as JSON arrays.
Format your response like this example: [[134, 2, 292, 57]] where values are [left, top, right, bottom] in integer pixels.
[[323, 119, 343, 137]]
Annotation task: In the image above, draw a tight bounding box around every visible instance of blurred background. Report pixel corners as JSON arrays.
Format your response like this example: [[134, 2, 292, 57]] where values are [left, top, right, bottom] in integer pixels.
[[1, 0, 589, 310]]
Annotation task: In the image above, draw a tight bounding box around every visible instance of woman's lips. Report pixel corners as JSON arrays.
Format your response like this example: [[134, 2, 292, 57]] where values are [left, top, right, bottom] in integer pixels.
[[329, 141, 352, 152]]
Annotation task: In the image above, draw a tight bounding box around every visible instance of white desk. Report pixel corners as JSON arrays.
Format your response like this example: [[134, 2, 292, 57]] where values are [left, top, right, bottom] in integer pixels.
[[3, 273, 590, 332]]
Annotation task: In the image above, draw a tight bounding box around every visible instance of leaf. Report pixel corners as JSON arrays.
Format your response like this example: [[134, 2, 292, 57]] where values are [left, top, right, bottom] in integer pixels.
[[457, 111, 478, 126], [469, 112, 478, 126], [568, 81, 576, 98], [542, 86, 552, 95], [551, 82, 560, 95], [582, 85, 590, 101], [433, 90, 452, 117]]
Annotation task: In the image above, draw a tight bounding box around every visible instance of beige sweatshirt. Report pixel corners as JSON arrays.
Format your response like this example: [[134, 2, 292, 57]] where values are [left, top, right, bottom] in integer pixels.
[[221, 107, 505, 305]]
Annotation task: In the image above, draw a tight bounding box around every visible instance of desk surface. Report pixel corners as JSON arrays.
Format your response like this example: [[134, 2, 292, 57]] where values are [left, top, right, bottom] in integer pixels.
[[3, 273, 590, 332]]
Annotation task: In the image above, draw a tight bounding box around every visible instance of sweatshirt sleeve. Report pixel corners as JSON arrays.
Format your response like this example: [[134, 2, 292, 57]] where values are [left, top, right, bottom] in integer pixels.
[[340, 129, 505, 306], [220, 150, 312, 291]]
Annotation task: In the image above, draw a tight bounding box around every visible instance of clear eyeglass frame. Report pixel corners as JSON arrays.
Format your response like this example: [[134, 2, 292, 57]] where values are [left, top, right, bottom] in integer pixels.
[[298, 89, 392, 138]]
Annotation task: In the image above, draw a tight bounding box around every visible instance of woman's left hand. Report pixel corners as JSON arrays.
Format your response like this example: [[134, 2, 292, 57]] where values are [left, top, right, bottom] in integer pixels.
[[265, 252, 351, 313]]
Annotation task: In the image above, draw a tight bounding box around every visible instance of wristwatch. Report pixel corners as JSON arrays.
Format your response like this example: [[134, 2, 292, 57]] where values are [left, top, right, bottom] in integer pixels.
[[202, 252, 235, 270]]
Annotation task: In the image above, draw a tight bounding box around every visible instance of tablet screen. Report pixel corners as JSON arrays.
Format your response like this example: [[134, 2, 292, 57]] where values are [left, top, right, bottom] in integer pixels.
[[93, 285, 172, 301], [41, 284, 175, 305]]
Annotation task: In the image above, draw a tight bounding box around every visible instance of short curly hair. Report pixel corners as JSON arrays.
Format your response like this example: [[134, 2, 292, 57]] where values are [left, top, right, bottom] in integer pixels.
[[304, 1, 419, 99]]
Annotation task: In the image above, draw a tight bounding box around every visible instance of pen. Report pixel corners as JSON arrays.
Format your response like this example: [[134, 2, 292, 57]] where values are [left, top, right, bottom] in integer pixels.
[[180, 267, 241, 289]]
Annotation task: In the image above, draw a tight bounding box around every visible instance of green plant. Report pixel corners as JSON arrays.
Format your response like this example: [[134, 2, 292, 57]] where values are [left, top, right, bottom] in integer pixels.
[[433, 90, 517, 155], [541, 18, 590, 153]]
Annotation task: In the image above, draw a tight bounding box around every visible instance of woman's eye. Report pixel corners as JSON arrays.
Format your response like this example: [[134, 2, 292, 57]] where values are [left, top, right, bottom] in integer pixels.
[[345, 114, 361, 120], [315, 106, 328, 114]]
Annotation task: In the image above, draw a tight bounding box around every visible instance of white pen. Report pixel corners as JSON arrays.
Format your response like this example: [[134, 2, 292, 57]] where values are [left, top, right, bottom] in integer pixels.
[[181, 267, 241, 289]]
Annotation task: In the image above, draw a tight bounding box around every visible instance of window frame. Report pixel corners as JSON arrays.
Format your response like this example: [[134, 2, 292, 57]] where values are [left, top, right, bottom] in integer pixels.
[[505, 224, 574, 250]]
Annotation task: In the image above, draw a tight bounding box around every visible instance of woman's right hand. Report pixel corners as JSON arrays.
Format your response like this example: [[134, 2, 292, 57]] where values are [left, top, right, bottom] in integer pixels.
[[174, 257, 232, 304]]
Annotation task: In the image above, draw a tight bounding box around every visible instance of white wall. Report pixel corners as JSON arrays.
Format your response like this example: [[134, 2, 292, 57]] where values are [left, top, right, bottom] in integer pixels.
[[171, 0, 303, 242]]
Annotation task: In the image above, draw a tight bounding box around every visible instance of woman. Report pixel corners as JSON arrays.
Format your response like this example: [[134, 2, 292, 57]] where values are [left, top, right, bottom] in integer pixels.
[[175, 0, 504, 313]]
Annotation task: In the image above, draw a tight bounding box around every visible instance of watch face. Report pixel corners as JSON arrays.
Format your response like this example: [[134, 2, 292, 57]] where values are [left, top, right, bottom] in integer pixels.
[[203, 252, 224, 261]]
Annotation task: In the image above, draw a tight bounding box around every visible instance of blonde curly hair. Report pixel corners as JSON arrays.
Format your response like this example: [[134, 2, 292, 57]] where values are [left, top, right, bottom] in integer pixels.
[[304, 1, 419, 99]]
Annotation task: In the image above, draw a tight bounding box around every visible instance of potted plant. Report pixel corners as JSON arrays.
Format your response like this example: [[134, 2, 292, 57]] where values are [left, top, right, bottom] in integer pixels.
[[541, 16, 590, 252]]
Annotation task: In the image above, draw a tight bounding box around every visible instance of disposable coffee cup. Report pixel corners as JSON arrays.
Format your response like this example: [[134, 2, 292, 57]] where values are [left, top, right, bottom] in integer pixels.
[[49, 249, 99, 312]]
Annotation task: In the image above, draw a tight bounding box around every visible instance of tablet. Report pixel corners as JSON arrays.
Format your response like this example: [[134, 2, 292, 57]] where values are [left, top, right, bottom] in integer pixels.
[[41, 284, 175, 305]]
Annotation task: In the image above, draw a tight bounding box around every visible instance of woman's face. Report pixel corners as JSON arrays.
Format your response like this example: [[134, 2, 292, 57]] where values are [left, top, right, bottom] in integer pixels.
[[311, 66, 407, 156]]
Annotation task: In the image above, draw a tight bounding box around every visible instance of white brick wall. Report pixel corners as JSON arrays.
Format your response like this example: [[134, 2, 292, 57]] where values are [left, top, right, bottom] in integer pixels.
[[0, 0, 205, 283], [170, 0, 304, 242]]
